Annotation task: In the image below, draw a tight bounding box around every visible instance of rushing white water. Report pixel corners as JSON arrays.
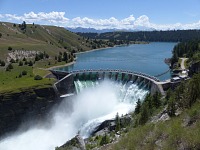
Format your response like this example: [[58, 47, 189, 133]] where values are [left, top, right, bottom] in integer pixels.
[[0, 80, 149, 150]]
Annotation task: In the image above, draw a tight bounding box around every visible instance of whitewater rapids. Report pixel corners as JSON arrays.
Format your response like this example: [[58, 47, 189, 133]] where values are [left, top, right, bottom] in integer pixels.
[[0, 80, 148, 150]]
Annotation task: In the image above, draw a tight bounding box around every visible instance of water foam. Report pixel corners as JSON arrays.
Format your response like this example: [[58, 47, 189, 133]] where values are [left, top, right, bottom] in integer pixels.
[[0, 80, 148, 150]]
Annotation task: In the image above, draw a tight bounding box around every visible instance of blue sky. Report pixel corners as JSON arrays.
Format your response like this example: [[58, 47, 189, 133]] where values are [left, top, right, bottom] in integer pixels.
[[0, 0, 200, 30]]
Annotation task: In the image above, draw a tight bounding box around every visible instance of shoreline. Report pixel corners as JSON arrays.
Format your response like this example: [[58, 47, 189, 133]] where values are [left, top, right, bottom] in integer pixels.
[[75, 46, 115, 55], [46, 61, 75, 70]]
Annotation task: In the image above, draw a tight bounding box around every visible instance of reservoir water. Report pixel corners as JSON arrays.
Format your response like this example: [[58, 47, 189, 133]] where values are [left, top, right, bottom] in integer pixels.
[[56, 42, 176, 81], [0, 42, 176, 150]]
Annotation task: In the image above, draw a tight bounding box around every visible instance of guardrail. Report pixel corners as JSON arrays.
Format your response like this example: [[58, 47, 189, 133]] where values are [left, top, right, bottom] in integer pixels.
[[51, 69, 160, 82]]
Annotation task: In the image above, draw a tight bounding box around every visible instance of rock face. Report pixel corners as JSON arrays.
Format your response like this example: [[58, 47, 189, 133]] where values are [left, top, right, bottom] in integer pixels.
[[0, 86, 57, 137], [57, 135, 86, 150], [92, 115, 132, 136]]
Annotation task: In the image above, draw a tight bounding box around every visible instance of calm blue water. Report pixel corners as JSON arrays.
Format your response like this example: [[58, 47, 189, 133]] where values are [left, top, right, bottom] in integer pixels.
[[55, 42, 176, 81]]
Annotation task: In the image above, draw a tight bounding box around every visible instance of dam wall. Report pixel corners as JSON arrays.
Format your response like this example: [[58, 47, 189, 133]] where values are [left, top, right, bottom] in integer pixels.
[[51, 69, 165, 96]]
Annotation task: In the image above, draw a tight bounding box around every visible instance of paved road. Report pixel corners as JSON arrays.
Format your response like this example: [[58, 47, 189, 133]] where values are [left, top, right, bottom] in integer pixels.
[[180, 58, 188, 70]]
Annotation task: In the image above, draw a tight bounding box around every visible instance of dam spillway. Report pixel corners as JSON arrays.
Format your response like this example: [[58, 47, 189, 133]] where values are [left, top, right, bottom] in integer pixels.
[[50, 69, 164, 97]]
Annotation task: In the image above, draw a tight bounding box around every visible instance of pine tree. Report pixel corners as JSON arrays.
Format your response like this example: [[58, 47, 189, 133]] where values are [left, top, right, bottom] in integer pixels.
[[167, 96, 176, 117], [135, 99, 141, 114], [115, 112, 121, 131], [19, 61, 23, 66], [139, 103, 149, 125]]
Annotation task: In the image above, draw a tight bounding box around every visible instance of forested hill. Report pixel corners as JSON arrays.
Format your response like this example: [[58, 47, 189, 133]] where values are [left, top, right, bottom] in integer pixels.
[[78, 30, 200, 42], [171, 39, 200, 68]]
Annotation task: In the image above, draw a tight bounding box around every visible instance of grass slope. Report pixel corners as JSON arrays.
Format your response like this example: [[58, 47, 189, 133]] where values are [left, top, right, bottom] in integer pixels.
[[0, 21, 94, 93], [0, 63, 55, 93], [113, 101, 200, 150], [0, 22, 91, 59]]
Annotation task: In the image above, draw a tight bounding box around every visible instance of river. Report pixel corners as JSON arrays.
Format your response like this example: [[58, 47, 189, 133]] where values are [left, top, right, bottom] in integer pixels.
[[56, 42, 176, 81]]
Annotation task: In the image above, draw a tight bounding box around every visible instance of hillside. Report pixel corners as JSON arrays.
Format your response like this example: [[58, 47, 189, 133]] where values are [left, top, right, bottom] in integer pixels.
[[0, 22, 94, 60], [0, 21, 97, 93]]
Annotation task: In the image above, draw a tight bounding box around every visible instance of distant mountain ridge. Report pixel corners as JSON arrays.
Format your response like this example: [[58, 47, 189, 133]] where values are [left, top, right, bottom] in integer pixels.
[[66, 27, 155, 33]]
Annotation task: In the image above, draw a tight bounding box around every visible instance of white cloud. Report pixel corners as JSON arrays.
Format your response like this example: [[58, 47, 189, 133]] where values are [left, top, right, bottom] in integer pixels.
[[1, 11, 69, 25], [0, 11, 200, 30], [134, 15, 150, 27]]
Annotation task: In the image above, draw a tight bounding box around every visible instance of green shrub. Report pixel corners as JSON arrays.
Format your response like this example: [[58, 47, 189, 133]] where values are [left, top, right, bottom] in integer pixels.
[[8, 46, 12, 51], [34, 75, 43, 80], [22, 70, 27, 76], [19, 61, 23, 66]]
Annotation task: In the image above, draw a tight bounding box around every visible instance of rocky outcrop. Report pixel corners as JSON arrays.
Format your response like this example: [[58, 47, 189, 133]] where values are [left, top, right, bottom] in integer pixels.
[[57, 135, 86, 150], [0, 86, 58, 137], [92, 115, 132, 136]]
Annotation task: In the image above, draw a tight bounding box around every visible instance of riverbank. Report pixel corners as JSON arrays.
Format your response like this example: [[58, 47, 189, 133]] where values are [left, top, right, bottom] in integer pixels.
[[46, 61, 76, 70], [75, 42, 149, 55]]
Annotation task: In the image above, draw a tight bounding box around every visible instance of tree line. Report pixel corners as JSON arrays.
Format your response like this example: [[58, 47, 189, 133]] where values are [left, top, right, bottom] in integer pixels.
[[171, 39, 200, 67], [78, 30, 200, 42]]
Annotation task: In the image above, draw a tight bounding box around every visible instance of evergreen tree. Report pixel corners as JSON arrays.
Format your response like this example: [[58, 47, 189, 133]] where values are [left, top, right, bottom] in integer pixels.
[[58, 55, 62, 62], [0, 61, 5, 66], [115, 112, 121, 131], [29, 61, 33, 66], [62, 52, 68, 61], [152, 92, 161, 108], [19, 61, 23, 66], [100, 133, 110, 146], [135, 99, 141, 114], [139, 103, 149, 125], [35, 54, 39, 61], [23, 57, 27, 61], [167, 95, 176, 117], [188, 74, 200, 107]]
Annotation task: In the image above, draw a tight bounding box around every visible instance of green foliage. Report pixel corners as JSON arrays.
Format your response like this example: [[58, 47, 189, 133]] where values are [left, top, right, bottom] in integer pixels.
[[29, 61, 33, 66], [20, 21, 27, 30], [62, 52, 68, 61], [115, 112, 121, 131], [139, 102, 150, 125], [135, 99, 141, 114], [19, 61, 23, 66], [8, 46, 12, 51], [58, 55, 62, 62], [166, 73, 200, 111], [79, 30, 200, 43], [8, 63, 13, 69], [188, 74, 200, 107], [22, 70, 27, 76], [18, 73, 22, 78], [10, 58, 16, 63], [23, 57, 26, 61], [152, 92, 161, 108], [171, 39, 200, 66], [34, 75, 43, 80], [113, 101, 200, 150], [100, 133, 110, 146], [167, 94, 176, 117], [0, 60, 5, 66]]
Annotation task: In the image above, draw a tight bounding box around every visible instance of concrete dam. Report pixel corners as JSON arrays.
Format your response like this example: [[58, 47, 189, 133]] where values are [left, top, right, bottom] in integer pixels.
[[50, 69, 168, 97]]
